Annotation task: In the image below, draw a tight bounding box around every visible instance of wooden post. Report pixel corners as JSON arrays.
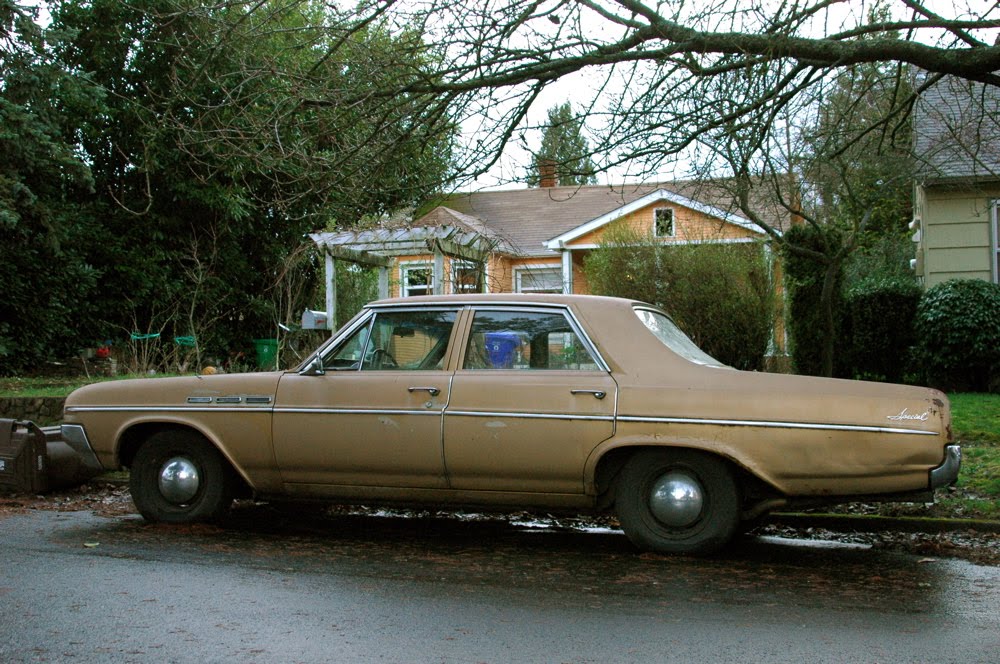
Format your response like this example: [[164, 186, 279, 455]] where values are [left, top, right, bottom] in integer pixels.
[[325, 252, 337, 335]]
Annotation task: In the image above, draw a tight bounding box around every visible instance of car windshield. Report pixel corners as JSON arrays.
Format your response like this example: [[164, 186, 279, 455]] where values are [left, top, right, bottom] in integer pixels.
[[634, 308, 727, 367]]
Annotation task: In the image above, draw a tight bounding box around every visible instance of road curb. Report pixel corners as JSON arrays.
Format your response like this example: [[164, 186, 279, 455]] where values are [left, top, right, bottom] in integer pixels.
[[767, 512, 1000, 534]]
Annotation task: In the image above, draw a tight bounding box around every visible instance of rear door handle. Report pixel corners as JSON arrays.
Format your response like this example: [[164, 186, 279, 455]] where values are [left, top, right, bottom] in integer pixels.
[[571, 389, 606, 400], [408, 386, 441, 397]]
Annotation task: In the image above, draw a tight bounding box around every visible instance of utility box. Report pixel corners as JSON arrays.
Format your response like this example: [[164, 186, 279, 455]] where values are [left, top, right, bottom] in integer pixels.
[[301, 309, 330, 330], [0, 419, 49, 493]]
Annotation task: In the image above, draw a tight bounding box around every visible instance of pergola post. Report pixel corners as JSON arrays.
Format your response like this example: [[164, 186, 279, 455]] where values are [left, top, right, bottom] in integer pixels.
[[432, 249, 445, 295], [378, 266, 390, 299], [325, 252, 337, 334], [561, 249, 573, 294]]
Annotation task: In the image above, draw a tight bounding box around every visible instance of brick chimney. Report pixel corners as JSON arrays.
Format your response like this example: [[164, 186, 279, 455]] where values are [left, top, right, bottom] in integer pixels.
[[538, 158, 557, 188]]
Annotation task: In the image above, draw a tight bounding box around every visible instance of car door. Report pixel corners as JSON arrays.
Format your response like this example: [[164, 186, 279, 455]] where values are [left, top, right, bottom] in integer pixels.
[[443, 306, 617, 494], [273, 307, 459, 491]]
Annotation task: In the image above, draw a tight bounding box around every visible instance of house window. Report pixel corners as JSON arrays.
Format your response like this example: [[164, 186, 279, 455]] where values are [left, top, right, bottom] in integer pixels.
[[993, 201, 999, 284], [515, 267, 563, 294], [451, 260, 483, 294], [654, 208, 675, 237], [401, 263, 433, 297]]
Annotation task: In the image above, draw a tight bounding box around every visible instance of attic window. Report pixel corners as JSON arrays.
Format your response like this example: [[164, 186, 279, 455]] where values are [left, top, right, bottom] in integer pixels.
[[654, 208, 675, 237]]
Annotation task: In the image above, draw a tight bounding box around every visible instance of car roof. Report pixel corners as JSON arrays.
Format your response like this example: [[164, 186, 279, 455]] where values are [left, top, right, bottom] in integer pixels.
[[367, 293, 643, 309]]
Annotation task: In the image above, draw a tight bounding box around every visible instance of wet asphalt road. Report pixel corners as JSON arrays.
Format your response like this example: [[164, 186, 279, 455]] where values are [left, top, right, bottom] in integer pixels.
[[1, 504, 998, 663]]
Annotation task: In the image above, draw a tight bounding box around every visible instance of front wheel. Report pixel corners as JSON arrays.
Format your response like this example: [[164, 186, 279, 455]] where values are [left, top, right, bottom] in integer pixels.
[[615, 449, 740, 555], [130, 430, 236, 523]]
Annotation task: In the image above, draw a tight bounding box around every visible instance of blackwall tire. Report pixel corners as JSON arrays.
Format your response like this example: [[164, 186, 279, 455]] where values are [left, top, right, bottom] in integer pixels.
[[616, 449, 740, 555], [130, 430, 235, 523]]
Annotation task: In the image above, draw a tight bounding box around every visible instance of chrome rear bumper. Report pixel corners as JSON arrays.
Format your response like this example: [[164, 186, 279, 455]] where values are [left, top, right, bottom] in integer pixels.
[[930, 444, 961, 489]]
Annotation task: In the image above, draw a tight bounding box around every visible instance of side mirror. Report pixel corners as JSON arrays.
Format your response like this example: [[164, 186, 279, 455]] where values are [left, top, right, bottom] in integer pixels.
[[299, 356, 325, 376]]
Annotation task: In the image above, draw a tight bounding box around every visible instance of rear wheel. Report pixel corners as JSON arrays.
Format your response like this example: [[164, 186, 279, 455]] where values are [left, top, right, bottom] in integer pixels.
[[130, 430, 235, 523], [616, 449, 740, 555]]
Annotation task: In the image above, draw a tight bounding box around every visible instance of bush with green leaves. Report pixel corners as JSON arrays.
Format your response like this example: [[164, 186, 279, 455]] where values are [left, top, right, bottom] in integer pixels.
[[841, 276, 921, 383], [912, 279, 1000, 392], [584, 225, 774, 371]]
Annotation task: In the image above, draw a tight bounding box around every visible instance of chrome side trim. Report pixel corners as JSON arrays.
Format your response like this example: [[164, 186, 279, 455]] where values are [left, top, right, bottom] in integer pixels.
[[446, 410, 615, 422], [930, 445, 961, 488], [618, 415, 939, 436], [275, 408, 442, 416], [66, 406, 273, 414]]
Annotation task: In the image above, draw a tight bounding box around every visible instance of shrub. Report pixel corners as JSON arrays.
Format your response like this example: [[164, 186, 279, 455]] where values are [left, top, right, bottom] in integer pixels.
[[912, 279, 1000, 392], [841, 276, 921, 382], [584, 225, 774, 371]]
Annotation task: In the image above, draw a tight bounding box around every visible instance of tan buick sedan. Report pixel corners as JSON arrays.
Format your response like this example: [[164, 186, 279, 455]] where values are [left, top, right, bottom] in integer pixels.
[[61, 294, 960, 554]]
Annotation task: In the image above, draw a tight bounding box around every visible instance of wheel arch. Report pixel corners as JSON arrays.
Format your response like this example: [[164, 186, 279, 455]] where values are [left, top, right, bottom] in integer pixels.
[[588, 439, 781, 509], [117, 422, 253, 497]]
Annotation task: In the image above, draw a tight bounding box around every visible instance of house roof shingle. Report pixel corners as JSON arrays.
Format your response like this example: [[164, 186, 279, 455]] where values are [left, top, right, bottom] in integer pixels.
[[428, 179, 786, 257], [914, 74, 1000, 184]]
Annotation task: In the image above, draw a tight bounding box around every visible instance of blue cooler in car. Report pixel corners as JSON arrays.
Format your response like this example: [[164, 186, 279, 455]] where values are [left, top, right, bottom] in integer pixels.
[[484, 332, 520, 368]]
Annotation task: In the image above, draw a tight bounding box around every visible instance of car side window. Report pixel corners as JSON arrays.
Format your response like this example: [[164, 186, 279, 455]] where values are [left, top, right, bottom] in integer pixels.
[[326, 310, 457, 371], [463, 309, 600, 370]]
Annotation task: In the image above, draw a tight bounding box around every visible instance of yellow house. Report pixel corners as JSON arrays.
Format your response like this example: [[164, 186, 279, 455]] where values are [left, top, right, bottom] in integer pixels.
[[912, 74, 1000, 287], [311, 180, 785, 309]]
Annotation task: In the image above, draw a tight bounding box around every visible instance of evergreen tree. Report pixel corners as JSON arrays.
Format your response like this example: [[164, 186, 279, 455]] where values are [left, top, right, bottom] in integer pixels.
[[529, 103, 596, 186]]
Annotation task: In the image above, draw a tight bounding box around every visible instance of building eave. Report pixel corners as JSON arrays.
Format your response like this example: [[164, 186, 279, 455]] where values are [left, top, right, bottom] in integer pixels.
[[542, 189, 768, 250]]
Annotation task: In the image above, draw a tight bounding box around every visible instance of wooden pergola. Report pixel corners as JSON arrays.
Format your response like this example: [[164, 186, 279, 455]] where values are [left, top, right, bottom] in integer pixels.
[[308, 226, 495, 332]]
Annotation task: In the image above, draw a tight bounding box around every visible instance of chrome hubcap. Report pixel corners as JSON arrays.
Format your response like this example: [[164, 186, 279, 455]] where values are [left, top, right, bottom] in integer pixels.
[[649, 470, 704, 528], [158, 457, 200, 504]]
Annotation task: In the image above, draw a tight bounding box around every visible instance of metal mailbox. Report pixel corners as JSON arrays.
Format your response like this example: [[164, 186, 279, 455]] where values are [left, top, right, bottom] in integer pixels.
[[301, 309, 330, 330]]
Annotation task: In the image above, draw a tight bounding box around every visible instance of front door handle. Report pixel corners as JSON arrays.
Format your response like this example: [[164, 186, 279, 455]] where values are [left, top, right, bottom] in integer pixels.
[[408, 386, 441, 397], [571, 389, 606, 400]]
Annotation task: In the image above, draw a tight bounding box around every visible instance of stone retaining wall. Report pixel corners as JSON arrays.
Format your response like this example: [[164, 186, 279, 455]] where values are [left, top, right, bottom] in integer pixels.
[[0, 397, 67, 426]]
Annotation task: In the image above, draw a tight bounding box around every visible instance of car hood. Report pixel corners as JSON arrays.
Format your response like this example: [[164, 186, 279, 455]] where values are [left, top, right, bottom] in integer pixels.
[[64, 372, 285, 410]]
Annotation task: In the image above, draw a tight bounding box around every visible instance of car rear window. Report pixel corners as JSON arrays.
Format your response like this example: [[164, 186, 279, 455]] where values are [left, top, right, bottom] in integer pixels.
[[634, 308, 727, 367]]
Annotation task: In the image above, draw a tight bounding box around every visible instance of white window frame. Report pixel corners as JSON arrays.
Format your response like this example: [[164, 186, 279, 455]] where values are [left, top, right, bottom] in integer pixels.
[[654, 207, 675, 238], [399, 261, 434, 297], [992, 200, 999, 284], [450, 259, 484, 294], [514, 265, 565, 294]]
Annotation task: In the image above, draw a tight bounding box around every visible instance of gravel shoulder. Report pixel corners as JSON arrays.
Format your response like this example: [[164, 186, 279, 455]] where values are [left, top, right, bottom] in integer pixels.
[[2, 480, 998, 567]]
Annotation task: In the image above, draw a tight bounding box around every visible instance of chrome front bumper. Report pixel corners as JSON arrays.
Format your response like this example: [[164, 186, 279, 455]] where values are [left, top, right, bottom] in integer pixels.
[[57, 424, 105, 477], [930, 444, 961, 489]]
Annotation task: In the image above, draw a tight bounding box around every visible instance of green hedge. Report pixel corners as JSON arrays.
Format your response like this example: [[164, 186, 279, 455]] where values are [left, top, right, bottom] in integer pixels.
[[912, 279, 1000, 392], [841, 276, 921, 382], [584, 226, 774, 371]]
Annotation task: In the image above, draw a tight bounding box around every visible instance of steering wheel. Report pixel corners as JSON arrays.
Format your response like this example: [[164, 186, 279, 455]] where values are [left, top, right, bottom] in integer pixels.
[[371, 348, 398, 369]]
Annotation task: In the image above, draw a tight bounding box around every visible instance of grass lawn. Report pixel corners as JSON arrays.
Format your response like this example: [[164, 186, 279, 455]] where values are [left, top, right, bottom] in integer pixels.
[[943, 393, 1000, 520], [949, 392, 1000, 445], [0, 374, 185, 397]]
